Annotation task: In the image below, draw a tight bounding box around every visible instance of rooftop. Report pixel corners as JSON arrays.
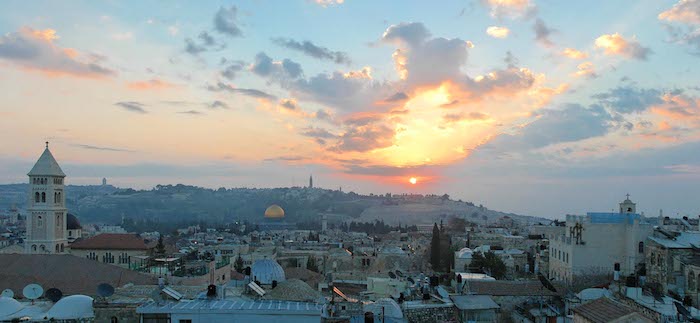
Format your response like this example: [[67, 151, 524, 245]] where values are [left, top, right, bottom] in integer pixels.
[[450, 295, 500, 311], [27, 146, 65, 177], [70, 233, 150, 250], [571, 297, 644, 323], [137, 299, 323, 315]]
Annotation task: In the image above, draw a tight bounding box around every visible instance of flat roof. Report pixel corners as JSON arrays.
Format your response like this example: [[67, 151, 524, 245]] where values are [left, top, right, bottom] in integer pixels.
[[451, 295, 500, 311], [137, 299, 323, 315]]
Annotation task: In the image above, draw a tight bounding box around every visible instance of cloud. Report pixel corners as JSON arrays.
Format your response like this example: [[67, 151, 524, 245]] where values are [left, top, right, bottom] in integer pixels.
[[115, 101, 147, 114], [314, 0, 344, 7], [208, 100, 229, 109], [184, 31, 224, 55], [221, 60, 245, 80], [592, 86, 663, 113], [382, 92, 410, 103], [301, 127, 337, 139], [214, 6, 243, 37], [72, 144, 135, 152], [573, 62, 597, 79], [481, 0, 536, 19], [561, 48, 588, 59], [443, 111, 490, 123], [207, 82, 278, 101], [650, 92, 700, 120], [272, 38, 351, 64], [126, 79, 176, 90], [533, 18, 555, 46], [658, 0, 700, 55], [279, 98, 299, 110], [594, 33, 652, 60], [332, 122, 396, 152], [178, 110, 204, 115], [486, 26, 510, 38], [483, 103, 614, 152], [659, 0, 700, 24], [250, 52, 303, 80], [0, 27, 115, 78]]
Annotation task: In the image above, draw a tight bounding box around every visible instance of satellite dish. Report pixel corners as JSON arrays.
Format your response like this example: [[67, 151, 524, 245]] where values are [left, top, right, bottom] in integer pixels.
[[97, 283, 115, 297], [23, 284, 43, 300], [395, 270, 404, 278], [45, 288, 63, 302], [388, 271, 397, 279], [1, 289, 14, 298], [436, 286, 450, 299], [407, 277, 415, 284]]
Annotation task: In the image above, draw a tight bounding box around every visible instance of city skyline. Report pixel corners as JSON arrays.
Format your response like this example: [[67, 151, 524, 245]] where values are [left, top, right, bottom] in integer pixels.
[[2, 0, 700, 218]]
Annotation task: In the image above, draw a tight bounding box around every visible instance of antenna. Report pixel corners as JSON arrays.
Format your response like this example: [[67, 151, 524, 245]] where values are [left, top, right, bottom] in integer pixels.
[[45, 288, 63, 302], [97, 283, 115, 298], [22, 284, 43, 300], [1, 289, 14, 298]]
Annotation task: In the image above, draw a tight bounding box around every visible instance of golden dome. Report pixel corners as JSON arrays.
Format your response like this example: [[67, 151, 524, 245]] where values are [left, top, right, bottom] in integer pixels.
[[264, 204, 285, 219]]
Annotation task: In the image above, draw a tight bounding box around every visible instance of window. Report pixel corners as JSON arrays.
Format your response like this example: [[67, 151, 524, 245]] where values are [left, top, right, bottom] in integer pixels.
[[110, 317, 119, 323], [651, 253, 655, 265], [32, 245, 37, 251], [142, 314, 170, 323], [55, 245, 59, 253], [37, 216, 43, 227], [60, 244, 64, 252], [638, 242, 644, 254], [40, 245, 45, 252], [35, 192, 40, 203], [179, 320, 192, 323], [41, 192, 46, 203]]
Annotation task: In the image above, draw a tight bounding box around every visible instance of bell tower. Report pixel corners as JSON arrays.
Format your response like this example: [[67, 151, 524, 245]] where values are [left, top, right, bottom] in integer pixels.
[[619, 194, 636, 214], [25, 142, 68, 254]]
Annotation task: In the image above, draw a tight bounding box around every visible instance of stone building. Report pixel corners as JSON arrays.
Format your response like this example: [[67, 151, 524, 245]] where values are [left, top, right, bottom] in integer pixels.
[[70, 233, 153, 268], [645, 229, 700, 295], [548, 196, 652, 284]]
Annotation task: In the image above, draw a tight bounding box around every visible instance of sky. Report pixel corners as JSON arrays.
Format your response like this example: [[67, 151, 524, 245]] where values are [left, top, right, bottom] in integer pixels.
[[1, 0, 700, 219]]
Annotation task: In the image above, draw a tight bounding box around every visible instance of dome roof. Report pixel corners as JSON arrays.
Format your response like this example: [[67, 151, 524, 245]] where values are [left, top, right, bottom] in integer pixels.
[[46, 295, 94, 320], [251, 259, 286, 284], [364, 298, 403, 318], [67, 213, 82, 230], [0, 296, 23, 318], [456, 247, 473, 259], [264, 205, 285, 219]]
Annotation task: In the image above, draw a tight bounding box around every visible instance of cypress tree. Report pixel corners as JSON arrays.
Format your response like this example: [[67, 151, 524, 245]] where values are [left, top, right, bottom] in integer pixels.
[[430, 223, 441, 271]]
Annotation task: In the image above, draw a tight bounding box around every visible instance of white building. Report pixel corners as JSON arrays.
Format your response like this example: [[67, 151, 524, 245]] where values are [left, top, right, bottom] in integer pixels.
[[24, 142, 68, 254], [548, 196, 653, 284]]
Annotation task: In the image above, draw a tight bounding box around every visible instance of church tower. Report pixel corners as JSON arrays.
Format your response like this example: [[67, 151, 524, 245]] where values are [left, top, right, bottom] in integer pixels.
[[619, 194, 636, 214], [25, 142, 68, 254]]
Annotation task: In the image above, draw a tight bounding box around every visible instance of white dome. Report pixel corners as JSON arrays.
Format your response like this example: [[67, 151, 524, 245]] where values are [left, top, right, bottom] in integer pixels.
[[251, 259, 286, 285], [577, 288, 612, 301], [364, 298, 403, 318], [456, 247, 473, 259], [46, 295, 94, 320], [0, 296, 24, 318]]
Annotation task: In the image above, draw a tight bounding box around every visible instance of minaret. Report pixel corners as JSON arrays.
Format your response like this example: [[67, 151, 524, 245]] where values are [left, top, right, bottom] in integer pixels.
[[25, 142, 68, 254], [309, 175, 313, 189]]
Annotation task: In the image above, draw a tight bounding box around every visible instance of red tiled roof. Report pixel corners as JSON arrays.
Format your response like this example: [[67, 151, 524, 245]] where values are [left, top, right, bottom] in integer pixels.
[[70, 233, 150, 250], [572, 298, 639, 323]]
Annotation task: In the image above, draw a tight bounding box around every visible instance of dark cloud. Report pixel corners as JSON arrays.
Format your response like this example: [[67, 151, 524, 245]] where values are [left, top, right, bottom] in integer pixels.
[[207, 82, 277, 100], [221, 61, 245, 80], [184, 31, 224, 55], [484, 104, 613, 152], [114, 101, 147, 114], [178, 110, 204, 115], [250, 52, 303, 80], [533, 18, 555, 46], [208, 100, 229, 109], [72, 144, 135, 152], [279, 99, 298, 110], [592, 86, 664, 113], [301, 127, 337, 140], [0, 27, 115, 77], [383, 92, 410, 103], [214, 6, 242, 37], [272, 38, 351, 64]]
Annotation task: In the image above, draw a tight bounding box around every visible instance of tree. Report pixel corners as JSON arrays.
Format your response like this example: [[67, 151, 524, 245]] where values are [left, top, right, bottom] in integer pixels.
[[234, 254, 244, 273], [469, 251, 507, 279], [155, 235, 166, 255], [307, 256, 319, 272], [430, 223, 442, 271]]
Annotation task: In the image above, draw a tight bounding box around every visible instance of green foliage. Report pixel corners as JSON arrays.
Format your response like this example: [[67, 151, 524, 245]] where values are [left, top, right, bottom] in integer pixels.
[[234, 254, 244, 273], [155, 235, 166, 255], [469, 251, 507, 279]]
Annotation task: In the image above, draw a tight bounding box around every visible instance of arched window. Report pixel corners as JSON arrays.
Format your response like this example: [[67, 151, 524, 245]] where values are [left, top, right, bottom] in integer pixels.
[[57, 192, 61, 204], [638, 242, 644, 254], [37, 216, 43, 227], [110, 317, 119, 323], [60, 244, 64, 252], [55, 245, 59, 253], [35, 192, 40, 203], [56, 215, 61, 227], [40, 245, 45, 252], [54, 192, 57, 203], [690, 271, 696, 291], [41, 192, 46, 203], [31, 245, 37, 251]]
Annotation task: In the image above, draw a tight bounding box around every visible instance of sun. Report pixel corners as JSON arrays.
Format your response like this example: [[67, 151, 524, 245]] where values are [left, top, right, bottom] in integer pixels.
[[409, 177, 417, 185]]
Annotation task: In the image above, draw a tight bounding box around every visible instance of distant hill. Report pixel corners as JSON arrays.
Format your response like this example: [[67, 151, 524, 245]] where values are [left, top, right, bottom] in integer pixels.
[[0, 183, 549, 231]]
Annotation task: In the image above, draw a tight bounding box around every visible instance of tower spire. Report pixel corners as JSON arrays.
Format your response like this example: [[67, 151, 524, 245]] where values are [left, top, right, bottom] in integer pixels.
[[46, 141, 49, 149]]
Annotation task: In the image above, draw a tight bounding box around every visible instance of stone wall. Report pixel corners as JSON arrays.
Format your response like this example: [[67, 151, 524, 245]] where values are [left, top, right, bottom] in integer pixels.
[[403, 305, 457, 323]]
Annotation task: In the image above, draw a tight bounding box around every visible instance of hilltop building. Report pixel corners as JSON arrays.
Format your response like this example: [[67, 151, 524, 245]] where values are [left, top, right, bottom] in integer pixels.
[[548, 195, 653, 284], [24, 142, 69, 254]]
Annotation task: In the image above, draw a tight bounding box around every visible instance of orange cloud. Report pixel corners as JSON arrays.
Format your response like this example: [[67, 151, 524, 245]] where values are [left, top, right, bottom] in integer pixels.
[[561, 48, 588, 59], [486, 26, 510, 39], [126, 79, 176, 90], [659, 0, 700, 24], [573, 62, 597, 78], [594, 33, 651, 60]]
